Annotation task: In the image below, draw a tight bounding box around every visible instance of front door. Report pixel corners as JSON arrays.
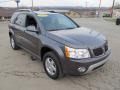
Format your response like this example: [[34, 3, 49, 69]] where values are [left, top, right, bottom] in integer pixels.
[[23, 15, 41, 55]]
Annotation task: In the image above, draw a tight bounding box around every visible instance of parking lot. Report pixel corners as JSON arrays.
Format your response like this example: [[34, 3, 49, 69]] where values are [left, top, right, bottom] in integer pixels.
[[0, 18, 120, 90]]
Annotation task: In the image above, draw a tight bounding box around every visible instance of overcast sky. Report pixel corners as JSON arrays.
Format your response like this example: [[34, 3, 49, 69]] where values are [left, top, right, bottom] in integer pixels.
[[0, 0, 120, 7]]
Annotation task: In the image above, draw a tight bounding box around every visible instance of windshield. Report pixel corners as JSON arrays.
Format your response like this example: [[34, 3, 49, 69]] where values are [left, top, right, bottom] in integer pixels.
[[38, 13, 79, 31]]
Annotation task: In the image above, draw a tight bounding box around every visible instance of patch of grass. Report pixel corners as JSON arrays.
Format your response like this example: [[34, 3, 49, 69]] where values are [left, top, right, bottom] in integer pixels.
[[103, 18, 116, 22]]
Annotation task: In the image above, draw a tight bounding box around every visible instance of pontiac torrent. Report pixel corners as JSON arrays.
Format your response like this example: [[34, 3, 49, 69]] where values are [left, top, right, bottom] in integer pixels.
[[9, 10, 111, 79]]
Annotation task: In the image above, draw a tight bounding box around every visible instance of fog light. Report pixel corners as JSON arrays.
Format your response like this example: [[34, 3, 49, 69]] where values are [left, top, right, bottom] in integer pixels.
[[78, 67, 86, 73]]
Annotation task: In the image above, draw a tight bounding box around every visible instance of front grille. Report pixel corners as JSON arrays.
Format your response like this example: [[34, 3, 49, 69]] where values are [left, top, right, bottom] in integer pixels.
[[93, 47, 103, 56], [105, 44, 108, 52], [92, 43, 108, 57]]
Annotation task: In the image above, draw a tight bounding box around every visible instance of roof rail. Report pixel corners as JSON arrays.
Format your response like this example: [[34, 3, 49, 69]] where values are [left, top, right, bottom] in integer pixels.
[[39, 10, 69, 13], [39, 10, 57, 13], [16, 9, 32, 12]]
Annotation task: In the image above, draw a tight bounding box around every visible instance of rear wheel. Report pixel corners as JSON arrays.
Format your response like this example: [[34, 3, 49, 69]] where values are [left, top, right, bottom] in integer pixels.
[[10, 35, 20, 50], [43, 52, 60, 80]]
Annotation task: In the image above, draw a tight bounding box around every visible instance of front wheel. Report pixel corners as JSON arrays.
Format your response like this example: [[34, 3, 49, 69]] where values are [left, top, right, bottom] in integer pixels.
[[43, 52, 60, 80], [10, 36, 20, 50]]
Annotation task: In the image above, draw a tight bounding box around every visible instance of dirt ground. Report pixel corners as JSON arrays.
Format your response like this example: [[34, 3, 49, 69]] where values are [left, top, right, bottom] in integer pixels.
[[0, 18, 120, 90]]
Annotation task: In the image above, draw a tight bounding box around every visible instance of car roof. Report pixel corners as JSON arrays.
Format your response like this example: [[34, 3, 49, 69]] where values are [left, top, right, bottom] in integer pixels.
[[15, 9, 60, 15], [34, 11, 59, 14]]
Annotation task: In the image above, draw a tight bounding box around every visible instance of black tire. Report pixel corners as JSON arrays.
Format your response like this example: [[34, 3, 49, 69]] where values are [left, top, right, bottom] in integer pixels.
[[10, 35, 20, 50], [116, 20, 120, 25], [43, 51, 61, 80]]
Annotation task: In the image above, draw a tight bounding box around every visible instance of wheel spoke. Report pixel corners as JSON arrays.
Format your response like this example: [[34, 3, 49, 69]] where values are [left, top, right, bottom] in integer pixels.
[[45, 57, 57, 75], [11, 38, 15, 48]]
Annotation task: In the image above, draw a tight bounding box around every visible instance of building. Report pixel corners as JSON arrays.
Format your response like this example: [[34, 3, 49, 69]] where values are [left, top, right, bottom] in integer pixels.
[[0, 7, 16, 20], [113, 9, 120, 17]]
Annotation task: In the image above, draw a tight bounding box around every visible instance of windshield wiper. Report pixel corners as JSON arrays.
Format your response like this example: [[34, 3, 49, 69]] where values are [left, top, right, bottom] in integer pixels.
[[48, 29, 62, 31], [64, 27, 76, 29], [48, 27, 77, 31]]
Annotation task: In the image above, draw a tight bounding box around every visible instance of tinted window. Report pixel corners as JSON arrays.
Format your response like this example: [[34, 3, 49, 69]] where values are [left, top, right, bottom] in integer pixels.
[[38, 14, 78, 31], [15, 14, 26, 27]]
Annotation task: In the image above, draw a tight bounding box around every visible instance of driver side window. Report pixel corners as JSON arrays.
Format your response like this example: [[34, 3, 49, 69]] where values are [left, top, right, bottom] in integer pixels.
[[26, 15, 37, 29]]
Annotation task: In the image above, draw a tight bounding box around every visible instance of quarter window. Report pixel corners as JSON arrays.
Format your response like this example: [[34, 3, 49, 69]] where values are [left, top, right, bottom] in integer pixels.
[[10, 13, 18, 24], [15, 14, 26, 27]]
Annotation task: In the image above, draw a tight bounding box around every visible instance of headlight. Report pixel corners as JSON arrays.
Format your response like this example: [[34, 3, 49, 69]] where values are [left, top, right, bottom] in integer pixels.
[[65, 46, 90, 59]]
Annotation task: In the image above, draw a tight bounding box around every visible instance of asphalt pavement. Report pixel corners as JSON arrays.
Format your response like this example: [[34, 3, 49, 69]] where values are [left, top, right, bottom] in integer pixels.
[[0, 18, 120, 90]]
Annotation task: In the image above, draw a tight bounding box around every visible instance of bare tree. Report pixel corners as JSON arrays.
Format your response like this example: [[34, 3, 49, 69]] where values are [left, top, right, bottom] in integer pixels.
[[111, 0, 115, 17]]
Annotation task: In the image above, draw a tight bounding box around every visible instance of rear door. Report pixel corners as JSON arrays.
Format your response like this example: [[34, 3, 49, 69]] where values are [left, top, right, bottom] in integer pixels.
[[14, 13, 26, 46]]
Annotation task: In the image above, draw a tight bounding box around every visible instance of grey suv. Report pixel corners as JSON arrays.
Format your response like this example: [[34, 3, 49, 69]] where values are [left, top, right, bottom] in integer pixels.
[[9, 9, 111, 79]]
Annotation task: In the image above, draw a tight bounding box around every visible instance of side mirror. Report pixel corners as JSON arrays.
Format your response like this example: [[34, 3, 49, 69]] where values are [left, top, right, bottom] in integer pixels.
[[26, 26, 39, 33]]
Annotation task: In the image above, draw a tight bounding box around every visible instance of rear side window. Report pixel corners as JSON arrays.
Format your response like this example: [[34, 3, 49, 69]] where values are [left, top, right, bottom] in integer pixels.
[[15, 13, 26, 27], [10, 13, 18, 24]]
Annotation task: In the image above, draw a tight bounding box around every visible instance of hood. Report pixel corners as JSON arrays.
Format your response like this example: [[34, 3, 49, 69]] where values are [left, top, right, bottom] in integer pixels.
[[46, 27, 107, 49]]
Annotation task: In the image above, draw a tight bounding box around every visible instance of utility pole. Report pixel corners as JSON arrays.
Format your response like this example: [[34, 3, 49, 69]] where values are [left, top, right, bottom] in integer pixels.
[[111, 0, 115, 17], [85, 1, 87, 8], [15, 0, 20, 8], [16, 1, 19, 8], [32, 0, 33, 10], [98, 0, 101, 17], [85, 0, 88, 16]]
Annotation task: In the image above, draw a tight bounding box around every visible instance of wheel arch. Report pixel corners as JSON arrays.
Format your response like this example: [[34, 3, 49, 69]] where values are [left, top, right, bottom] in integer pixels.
[[9, 32, 12, 37], [40, 45, 64, 61], [40, 45, 64, 77], [9, 29, 15, 37]]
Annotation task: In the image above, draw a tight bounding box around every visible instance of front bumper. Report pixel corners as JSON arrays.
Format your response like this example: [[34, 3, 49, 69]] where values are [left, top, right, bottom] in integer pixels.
[[62, 49, 111, 75]]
